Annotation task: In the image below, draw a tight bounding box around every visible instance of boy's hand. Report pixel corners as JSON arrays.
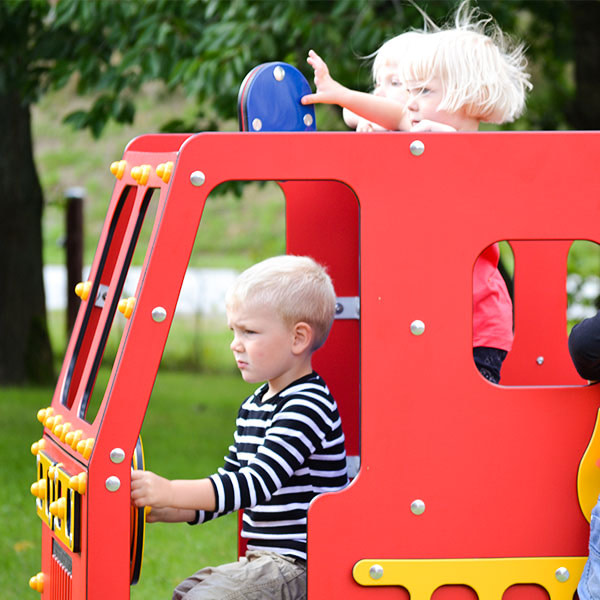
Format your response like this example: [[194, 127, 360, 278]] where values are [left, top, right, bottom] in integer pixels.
[[302, 49, 347, 106], [131, 469, 173, 508]]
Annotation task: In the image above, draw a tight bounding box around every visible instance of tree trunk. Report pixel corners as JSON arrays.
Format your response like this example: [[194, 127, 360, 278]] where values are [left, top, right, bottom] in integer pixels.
[[569, 0, 600, 129], [0, 90, 54, 384]]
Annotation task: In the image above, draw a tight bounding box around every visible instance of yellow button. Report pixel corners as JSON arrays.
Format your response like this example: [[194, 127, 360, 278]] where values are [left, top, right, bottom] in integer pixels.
[[29, 572, 44, 592]]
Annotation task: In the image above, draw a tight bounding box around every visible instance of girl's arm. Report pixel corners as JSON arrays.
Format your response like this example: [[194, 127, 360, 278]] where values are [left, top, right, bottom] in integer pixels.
[[302, 49, 409, 131]]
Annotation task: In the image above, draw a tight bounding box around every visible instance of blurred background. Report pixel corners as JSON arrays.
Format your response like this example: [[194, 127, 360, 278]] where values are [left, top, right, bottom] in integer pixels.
[[2, 0, 600, 597]]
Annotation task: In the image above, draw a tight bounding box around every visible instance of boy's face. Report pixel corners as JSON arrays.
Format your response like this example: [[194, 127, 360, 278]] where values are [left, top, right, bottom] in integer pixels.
[[374, 65, 407, 104], [226, 302, 299, 395], [405, 76, 478, 132]]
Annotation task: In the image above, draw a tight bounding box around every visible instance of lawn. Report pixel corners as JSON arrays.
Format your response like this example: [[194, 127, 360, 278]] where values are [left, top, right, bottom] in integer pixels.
[[0, 369, 257, 599]]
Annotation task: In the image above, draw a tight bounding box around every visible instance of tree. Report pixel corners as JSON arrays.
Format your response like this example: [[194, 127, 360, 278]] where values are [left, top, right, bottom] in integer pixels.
[[1, 0, 598, 384]]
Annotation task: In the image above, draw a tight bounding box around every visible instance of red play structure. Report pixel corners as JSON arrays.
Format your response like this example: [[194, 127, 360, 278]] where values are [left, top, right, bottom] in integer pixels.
[[29, 112, 600, 599]]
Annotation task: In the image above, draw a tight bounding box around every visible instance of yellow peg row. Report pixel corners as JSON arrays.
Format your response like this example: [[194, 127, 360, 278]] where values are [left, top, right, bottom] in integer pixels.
[[68, 472, 87, 495], [118, 297, 136, 319], [31, 438, 46, 456], [131, 164, 151, 185], [65, 429, 83, 450], [49, 497, 66, 520], [110, 159, 127, 179], [29, 572, 44, 593], [76, 437, 95, 460], [75, 281, 92, 301], [37, 406, 53, 424], [30, 480, 46, 499], [156, 161, 174, 183]]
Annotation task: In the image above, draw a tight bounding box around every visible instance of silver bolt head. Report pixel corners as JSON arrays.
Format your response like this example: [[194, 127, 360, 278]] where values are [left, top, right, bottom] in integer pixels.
[[110, 448, 126, 464], [252, 118, 263, 131], [410, 320, 425, 336], [105, 476, 121, 492], [411, 499, 426, 515], [369, 564, 384, 580], [273, 66, 285, 81], [303, 113, 314, 127], [152, 306, 167, 322], [536, 356, 544, 365], [190, 170, 206, 186], [410, 140, 425, 156], [555, 567, 570, 582]]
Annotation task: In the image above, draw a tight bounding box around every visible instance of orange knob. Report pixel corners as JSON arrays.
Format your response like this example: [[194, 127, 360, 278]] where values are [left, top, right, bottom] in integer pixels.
[[74, 281, 92, 301], [156, 161, 174, 183], [49, 497, 66, 520], [31, 438, 46, 456], [37, 407, 52, 424], [30, 480, 46, 499], [110, 160, 127, 179], [118, 297, 136, 319], [65, 429, 83, 449], [76, 437, 95, 459], [68, 472, 87, 494], [29, 572, 44, 592]]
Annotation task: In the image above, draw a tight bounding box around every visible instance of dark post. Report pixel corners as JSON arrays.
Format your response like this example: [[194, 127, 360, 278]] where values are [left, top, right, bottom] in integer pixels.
[[65, 187, 85, 335]]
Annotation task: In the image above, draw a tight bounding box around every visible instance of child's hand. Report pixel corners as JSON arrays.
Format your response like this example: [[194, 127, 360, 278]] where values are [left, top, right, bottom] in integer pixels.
[[145, 506, 196, 523], [301, 49, 347, 106], [410, 119, 457, 132], [131, 469, 173, 508]]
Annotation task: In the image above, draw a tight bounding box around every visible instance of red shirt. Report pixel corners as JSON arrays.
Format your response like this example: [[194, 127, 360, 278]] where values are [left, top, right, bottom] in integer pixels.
[[473, 244, 514, 351]]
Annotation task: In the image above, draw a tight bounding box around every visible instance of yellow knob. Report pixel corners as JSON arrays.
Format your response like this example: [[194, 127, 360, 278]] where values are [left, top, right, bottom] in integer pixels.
[[56, 422, 72, 442], [29, 572, 44, 592], [31, 438, 46, 456], [46, 414, 62, 432], [65, 429, 83, 449], [118, 297, 136, 319], [49, 497, 66, 520], [156, 161, 174, 183], [68, 472, 87, 494], [110, 160, 127, 179], [77, 437, 94, 459], [37, 407, 51, 423], [30, 480, 46, 499], [131, 164, 151, 185], [75, 281, 92, 301]]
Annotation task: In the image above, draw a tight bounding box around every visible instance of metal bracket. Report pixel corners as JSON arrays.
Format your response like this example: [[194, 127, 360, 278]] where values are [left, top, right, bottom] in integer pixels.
[[94, 284, 109, 308], [334, 296, 360, 320]]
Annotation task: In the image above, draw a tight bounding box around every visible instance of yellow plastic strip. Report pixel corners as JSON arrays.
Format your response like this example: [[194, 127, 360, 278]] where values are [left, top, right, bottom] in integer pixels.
[[353, 556, 586, 600], [578, 407, 600, 523]]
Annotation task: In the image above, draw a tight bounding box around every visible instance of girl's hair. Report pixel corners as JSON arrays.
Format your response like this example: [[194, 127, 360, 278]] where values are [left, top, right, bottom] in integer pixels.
[[372, 31, 424, 84], [397, 1, 532, 123], [225, 255, 336, 351]]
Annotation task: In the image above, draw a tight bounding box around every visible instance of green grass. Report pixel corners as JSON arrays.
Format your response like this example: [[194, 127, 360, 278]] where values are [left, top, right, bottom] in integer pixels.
[[0, 369, 256, 599]]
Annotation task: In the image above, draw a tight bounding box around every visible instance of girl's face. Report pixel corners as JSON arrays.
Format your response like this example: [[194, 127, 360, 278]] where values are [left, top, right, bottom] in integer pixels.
[[405, 76, 479, 132], [374, 65, 408, 104]]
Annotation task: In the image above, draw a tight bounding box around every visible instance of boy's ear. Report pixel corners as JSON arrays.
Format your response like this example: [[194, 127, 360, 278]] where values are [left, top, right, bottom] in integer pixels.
[[292, 322, 313, 354]]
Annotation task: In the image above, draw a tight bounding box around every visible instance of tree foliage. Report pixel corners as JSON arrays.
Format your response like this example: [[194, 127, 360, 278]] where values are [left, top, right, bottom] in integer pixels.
[[1, 0, 599, 384]]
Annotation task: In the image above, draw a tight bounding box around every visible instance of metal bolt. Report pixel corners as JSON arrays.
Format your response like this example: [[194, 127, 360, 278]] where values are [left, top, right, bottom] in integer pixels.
[[369, 564, 384, 580], [273, 66, 285, 81], [190, 171, 206, 187], [303, 113, 314, 127], [411, 499, 426, 515], [152, 306, 167, 322], [110, 448, 125, 464], [105, 476, 121, 492], [536, 356, 544, 365], [335, 302, 343, 315], [555, 567, 570, 582], [252, 118, 262, 131], [410, 140, 425, 156], [410, 320, 425, 336]]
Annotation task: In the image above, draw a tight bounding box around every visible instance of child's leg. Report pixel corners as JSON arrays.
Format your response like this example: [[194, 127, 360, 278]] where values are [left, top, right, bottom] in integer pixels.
[[578, 497, 600, 600], [172, 551, 306, 600], [472, 347, 508, 384]]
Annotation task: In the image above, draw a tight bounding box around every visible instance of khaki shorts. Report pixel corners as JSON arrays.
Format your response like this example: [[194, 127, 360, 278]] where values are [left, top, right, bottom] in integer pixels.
[[172, 551, 307, 600]]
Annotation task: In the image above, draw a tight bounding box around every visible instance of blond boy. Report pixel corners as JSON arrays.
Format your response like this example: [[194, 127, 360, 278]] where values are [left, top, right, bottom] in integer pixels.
[[131, 255, 348, 600]]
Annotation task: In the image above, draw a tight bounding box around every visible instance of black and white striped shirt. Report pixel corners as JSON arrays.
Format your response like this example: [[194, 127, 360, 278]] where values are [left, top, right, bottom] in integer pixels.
[[192, 371, 348, 560]]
